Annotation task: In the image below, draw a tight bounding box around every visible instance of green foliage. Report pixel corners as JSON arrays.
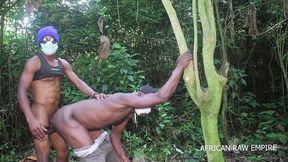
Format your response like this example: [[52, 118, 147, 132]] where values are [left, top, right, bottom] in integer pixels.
[[0, 43, 32, 151], [60, 43, 145, 104], [241, 99, 288, 159], [158, 102, 176, 130], [241, 92, 259, 108], [0, 0, 288, 161], [227, 67, 247, 100], [122, 89, 206, 161], [247, 155, 265, 162], [266, 133, 288, 145], [49, 149, 79, 162], [0, 143, 17, 162]]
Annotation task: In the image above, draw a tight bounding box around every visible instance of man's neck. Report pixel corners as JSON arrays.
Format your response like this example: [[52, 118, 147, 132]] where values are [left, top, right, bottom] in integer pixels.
[[42, 53, 56, 61]]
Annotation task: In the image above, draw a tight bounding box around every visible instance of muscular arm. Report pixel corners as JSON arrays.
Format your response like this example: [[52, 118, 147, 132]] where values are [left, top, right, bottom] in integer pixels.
[[156, 53, 192, 100], [110, 114, 133, 162], [61, 59, 96, 97], [121, 52, 192, 108], [17, 57, 47, 139]]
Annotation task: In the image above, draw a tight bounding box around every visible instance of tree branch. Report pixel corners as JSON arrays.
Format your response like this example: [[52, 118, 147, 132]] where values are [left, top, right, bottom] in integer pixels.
[[161, 0, 203, 105], [192, 0, 204, 101]]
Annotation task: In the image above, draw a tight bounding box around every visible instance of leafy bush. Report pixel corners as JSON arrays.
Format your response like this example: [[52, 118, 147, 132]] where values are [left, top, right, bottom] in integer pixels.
[[227, 67, 247, 100], [241, 92, 259, 109], [0, 143, 17, 162], [121, 88, 205, 161], [60, 43, 145, 104]]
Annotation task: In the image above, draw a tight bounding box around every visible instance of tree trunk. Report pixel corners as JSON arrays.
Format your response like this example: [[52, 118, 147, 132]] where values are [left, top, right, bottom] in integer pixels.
[[0, 13, 4, 100], [214, 0, 231, 143], [201, 111, 224, 162], [161, 0, 227, 161], [0, 0, 20, 102], [0, 13, 4, 59], [221, 90, 229, 142]]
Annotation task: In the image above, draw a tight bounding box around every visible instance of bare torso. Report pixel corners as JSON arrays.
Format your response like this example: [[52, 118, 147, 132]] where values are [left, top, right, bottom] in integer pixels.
[[28, 54, 64, 126], [53, 93, 134, 148], [72, 93, 132, 129], [31, 77, 61, 125]]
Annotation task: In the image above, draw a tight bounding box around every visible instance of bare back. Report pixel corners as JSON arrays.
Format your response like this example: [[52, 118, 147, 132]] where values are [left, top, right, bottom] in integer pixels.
[[52, 93, 134, 148], [71, 93, 133, 129]]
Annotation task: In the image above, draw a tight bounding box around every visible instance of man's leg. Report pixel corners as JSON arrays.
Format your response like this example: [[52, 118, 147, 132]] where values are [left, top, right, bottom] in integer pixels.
[[33, 138, 50, 162], [31, 104, 51, 162], [50, 132, 69, 162], [53, 106, 94, 149], [88, 131, 120, 162], [76, 131, 114, 162], [100, 135, 120, 162], [79, 149, 106, 162], [106, 149, 120, 162]]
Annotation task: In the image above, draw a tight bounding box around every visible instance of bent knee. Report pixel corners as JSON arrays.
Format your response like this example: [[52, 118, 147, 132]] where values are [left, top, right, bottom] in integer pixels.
[[56, 148, 69, 157], [53, 144, 69, 158]]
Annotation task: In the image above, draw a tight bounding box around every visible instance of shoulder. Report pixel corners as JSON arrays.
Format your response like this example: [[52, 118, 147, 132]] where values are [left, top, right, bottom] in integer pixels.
[[114, 92, 134, 98], [28, 55, 40, 63], [24, 56, 40, 72], [115, 93, 140, 104], [58, 58, 69, 65], [58, 58, 71, 69]]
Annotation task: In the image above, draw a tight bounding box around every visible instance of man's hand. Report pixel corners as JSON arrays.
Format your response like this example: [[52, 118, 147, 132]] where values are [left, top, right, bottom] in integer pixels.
[[176, 51, 193, 69], [93, 93, 109, 100], [28, 118, 47, 140]]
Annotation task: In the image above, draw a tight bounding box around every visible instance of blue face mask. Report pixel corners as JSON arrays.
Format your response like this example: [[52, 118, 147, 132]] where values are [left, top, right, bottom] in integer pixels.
[[40, 41, 58, 55]]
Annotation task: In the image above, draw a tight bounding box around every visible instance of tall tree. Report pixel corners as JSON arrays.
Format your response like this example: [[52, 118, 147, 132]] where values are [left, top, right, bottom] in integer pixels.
[[0, 0, 20, 57], [161, 0, 228, 161], [270, 26, 288, 113], [214, 0, 232, 143], [0, 0, 20, 106]]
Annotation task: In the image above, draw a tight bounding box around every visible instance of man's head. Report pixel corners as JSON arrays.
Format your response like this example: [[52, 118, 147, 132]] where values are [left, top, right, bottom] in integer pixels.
[[37, 26, 60, 55], [134, 85, 157, 117]]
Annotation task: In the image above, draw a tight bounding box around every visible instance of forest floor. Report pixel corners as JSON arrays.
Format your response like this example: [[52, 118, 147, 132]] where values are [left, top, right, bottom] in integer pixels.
[[15, 146, 288, 162], [224, 152, 287, 162]]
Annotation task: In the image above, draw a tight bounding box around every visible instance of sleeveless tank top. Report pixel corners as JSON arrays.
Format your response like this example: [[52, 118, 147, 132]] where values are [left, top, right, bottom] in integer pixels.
[[33, 54, 65, 80]]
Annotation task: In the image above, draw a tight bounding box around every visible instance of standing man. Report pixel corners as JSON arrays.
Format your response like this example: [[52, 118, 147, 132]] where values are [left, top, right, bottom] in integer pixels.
[[17, 26, 106, 162], [52, 52, 193, 162]]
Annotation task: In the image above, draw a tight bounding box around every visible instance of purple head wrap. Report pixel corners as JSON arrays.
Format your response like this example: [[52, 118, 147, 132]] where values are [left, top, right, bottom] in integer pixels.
[[36, 26, 60, 47]]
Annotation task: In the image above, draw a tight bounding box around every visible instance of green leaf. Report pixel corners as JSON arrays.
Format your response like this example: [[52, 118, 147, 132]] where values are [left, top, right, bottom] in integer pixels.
[[120, 80, 124, 84], [133, 149, 144, 158], [241, 113, 248, 117], [102, 85, 108, 92], [232, 92, 237, 98], [260, 110, 275, 115], [127, 75, 134, 81], [156, 126, 161, 135], [277, 149, 287, 157], [107, 64, 116, 68], [279, 134, 288, 144], [241, 79, 247, 86], [112, 43, 122, 49], [214, 58, 222, 65]]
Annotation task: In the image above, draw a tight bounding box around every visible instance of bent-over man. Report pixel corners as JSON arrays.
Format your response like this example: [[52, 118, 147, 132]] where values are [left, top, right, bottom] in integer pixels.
[[52, 52, 193, 162]]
